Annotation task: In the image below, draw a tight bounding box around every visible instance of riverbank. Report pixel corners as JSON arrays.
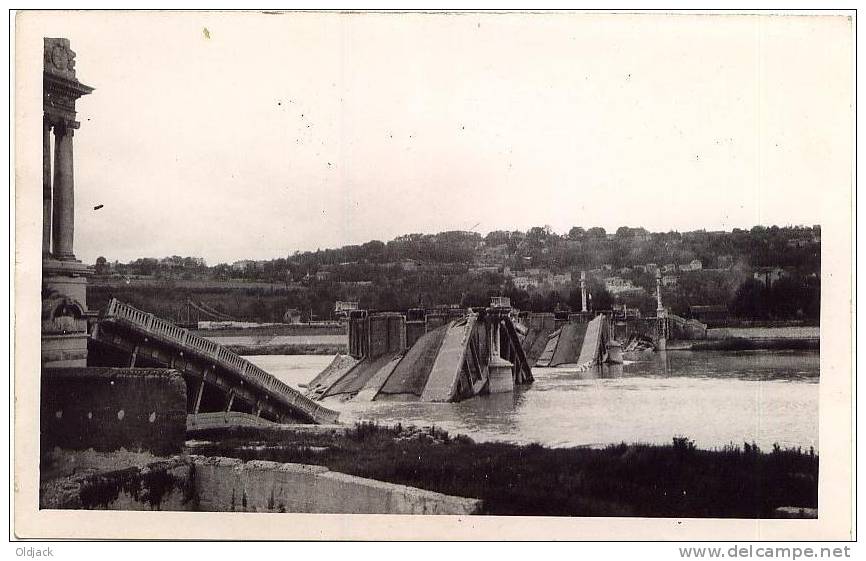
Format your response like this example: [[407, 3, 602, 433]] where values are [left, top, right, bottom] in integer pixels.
[[220, 325, 820, 355], [189, 422, 818, 517], [667, 338, 819, 351], [225, 343, 346, 356], [190, 324, 345, 338], [667, 326, 820, 351]]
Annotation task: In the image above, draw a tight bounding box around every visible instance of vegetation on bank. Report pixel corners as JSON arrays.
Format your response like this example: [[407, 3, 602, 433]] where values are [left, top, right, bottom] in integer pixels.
[[189, 423, 818, 518]]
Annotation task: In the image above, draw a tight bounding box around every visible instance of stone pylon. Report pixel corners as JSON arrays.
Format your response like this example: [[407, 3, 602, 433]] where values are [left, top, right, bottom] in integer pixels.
[[42, 38, 94, 367]]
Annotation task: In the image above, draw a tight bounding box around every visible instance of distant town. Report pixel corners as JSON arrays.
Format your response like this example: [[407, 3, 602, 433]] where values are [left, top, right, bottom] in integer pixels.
[[88, 224, 820, 328]]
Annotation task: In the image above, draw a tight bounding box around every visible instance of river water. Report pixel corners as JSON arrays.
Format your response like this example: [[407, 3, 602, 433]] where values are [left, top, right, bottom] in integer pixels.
[[246, 350, 819, 451]]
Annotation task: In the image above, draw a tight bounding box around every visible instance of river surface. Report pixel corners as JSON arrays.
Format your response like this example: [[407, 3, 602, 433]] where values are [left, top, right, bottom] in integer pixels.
[[246, 350, 819, 451]]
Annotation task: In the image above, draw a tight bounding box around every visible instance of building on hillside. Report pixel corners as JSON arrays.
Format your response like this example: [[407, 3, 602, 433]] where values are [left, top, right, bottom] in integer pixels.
[[469, 265, 500, 276], [551, 272, 572, 287], [645, 263, 658, 273], [786, 238, 816, 249], [334, 301, 359, 320], [513, 275, 538, 291], [231, 259, 254, 271], [315, 270, 332, 281], [680, 259, 703, 271], [717, 255, 734, 269], [662, 263, 677, 273], [662, 275, 678, 288], [753, 267, 785, 287], [604, 276, 645, 295]]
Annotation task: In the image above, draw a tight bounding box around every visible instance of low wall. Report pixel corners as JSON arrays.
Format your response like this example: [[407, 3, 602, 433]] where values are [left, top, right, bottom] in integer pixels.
[[190, 456, 482, 514], [41, 368, 187, 456], [42, 455, 482, 515]]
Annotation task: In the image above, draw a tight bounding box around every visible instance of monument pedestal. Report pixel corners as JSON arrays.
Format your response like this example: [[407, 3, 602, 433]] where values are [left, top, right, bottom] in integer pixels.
[[487, 357, 514, 394], [42, 259, 91, 368]]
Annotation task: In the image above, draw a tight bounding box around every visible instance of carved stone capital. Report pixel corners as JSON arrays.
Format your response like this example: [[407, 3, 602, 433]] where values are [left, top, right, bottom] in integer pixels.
[[44, 38, 77, 79], [46, 116, 78, 137], [43, 38, 93, 127]]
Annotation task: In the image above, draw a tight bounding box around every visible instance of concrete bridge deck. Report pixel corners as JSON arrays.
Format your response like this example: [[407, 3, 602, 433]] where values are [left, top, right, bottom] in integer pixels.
[[91, 299, 339, 424]]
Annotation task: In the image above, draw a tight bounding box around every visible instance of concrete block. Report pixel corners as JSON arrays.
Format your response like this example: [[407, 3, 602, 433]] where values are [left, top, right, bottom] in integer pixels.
[[41, 368, 187, 455]]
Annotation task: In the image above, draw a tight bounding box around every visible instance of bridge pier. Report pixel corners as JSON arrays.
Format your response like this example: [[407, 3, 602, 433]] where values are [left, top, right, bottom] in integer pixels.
[[487, 358, 514, 393], [485, 307, 520, 394], [322, 301, 532, 403]]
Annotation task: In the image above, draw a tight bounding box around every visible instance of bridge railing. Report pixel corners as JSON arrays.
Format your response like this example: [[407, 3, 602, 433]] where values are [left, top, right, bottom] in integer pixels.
[[103, 299, 339, 423]]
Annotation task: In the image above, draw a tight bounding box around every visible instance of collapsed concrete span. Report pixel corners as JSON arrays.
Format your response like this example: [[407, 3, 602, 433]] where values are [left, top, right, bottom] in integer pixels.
[[306, 300, 533, 403], [521, 312, 621, 368]]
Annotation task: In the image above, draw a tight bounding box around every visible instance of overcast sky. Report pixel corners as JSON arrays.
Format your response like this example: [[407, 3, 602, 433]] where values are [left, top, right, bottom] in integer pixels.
[[30, 12, 852, 265]]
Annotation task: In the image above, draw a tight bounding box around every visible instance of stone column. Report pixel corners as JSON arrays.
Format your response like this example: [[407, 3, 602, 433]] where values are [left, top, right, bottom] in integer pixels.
[[655, 270, 667, 351], [51, 122, 75, 261], [580, 271, 588, 312], [42, 117, 52, 257]]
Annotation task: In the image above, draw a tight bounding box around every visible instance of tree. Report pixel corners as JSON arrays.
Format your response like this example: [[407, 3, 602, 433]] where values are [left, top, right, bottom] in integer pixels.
[[526, 225, 553, 246], [730, 279, 768, 319], [586, 278, 613, 311], [567, 226, 585, 240]]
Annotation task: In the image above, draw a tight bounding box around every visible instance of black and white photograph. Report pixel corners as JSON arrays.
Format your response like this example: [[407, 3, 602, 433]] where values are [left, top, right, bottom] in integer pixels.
[[12, 9, 855, 542]]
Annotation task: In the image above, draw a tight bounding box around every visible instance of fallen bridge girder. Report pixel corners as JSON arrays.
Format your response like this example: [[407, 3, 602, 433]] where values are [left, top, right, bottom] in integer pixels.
[[90, 299, 338, 424], [91, 323, 299, 423]]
